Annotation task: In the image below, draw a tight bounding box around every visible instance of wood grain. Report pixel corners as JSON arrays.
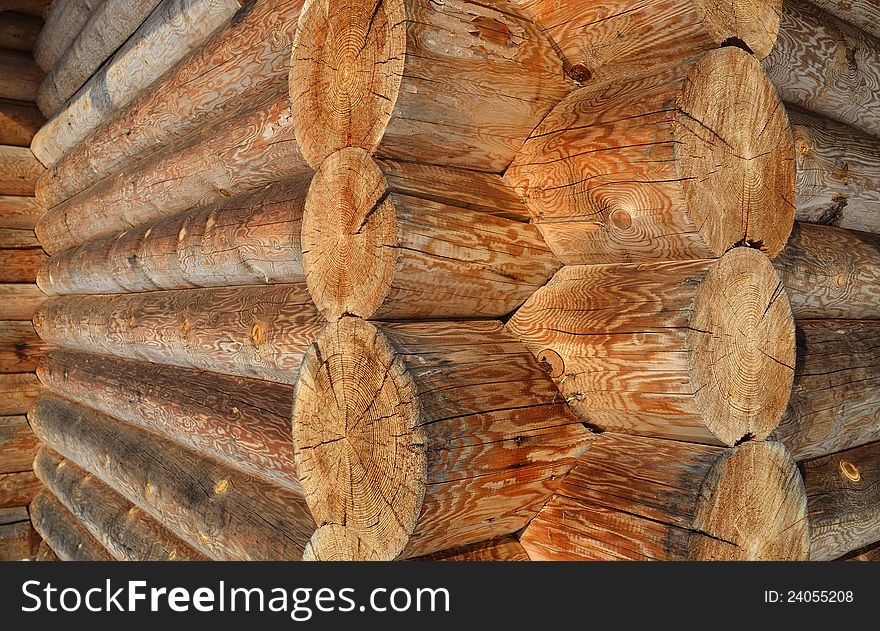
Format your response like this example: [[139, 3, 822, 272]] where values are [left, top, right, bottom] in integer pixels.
[[0, 98, 43, 146], [34, 539, 58, 561], [810, 0, 880, 40], [293, 317, 591, 560], [0, 506, 38, 559], [30, 490, 114, 561], [414, 536, 529, 561], [0, 248, 46, 282], [0, 227, 37, 248], [0, 145, 43, 196], [0, 471, 39, 507], [0, 283, 45, 320], [803, 440, 880, 560], [30, 394, 317, 560], [33, 284, 323, 383], [773, 320, 880, 461], [0, 321, 46, 373], [0, 48, 42, 101], [34, 0, 101, 71], [0, 11, 41, 51], [0, 372, 40, 415], [39, 350, 302, 493], [0, 194, 41, 228], [0, 414, 37, 473]]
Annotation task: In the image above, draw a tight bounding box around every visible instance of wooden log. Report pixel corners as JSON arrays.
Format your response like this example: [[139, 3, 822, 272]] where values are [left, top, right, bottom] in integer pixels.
[[35, 0, 163, 116], [512, 0, 781, 85], [0, 506, 39, 560], [30, 394, 317, 560], [0, 283, 45, 320], [803, 441, 880, 561], [774, 223, 880, 319], [789, 106, 880, 233], [762, 0, 880, 139], [34, 0, 242, 165], [293, 317, 591, 560], [289, 0, 571, 172], [33, 284, 323, 383], [0, 321, 46, 372], [809, 0, 880, 40], [35, 539, 58, 561], [39, 177, 309, 296], [508, 248, 795, 445], [520, 434, 809, 560], [0, 1, 52, 18], [0, 227, 37, 248], [0, 49, 42, 101], [0, 248, 47, 282], [414, 536, 529, 562], [39, 350, 302, 493], [773, 320, 880, 461], [0, 98, 43, 146], [34, 447, 208, 561], [0, 194, 41, 228], [302, 148, 559, 321], [36, 94, 310, 255], [0, 11, 41, 51], [0, 145, 43, 196], [34, 0, 102, 72], [506, 47, 795, 264], [30, 490, 114, 560], [0, 415, 37, 473], [0, 373, 40, 415], [0, 470, 40, 507], [841, 541, 880, 561]]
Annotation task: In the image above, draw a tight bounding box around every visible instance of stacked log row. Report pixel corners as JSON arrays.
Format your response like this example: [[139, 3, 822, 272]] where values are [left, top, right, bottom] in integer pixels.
[[0, 505, 40, 560], [30, 489, 114, 561]]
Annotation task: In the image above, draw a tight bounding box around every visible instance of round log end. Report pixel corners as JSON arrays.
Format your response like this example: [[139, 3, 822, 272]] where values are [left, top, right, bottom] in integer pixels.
[[692, 441, 809, 560], [678, 46, 794, 259], [290, 0, 406, 168], [292, 317, 426, 560], [302, 148, 398, 320], [302, 525, 383, 561], [694, 0, 781, 59], [689, 247, 795, 445]]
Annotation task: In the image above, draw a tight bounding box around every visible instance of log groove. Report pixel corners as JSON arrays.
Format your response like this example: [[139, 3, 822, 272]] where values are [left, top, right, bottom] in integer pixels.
[[30, 490, 114, 561]]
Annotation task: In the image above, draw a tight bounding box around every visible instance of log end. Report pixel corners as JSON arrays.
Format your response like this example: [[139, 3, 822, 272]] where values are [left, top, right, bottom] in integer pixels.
[[694, 0, 782, 59], [302, 525, 382, 561], [302, 148, 398, 320], [290, 0, 406, 168], [689, 247, 795, 445], [692, 441, 809, 560], [292, 317, 426, 561]]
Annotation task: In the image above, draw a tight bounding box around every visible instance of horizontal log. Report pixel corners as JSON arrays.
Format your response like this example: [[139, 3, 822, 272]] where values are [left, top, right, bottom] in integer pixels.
[[763, 0, 880, 138], [0, 248, 47, 282], [507, 47, 794, 264], [290, 0, 571, 171], [31, 489, 114, 560], [0, 321, 46, 372], [774, 223, 880, 319], [0, 194, 41, 228], [773, 320, 880, 461], [34, 0, 241, 166], [34, 447, 208, 560], [790, 106, 880, 233], [0, 98, 43, 146], [0, 283, 46, 319], [34, 0, 102, 72], [35, 539, 58, 561], [39, 350, 302, 493], [36, 0, 305, 199], [294, 317, 590, 560], [37, 94, 310, 254], [0, 227, 37, 248], [36, 0, 163, 116], [0, 145, 43, 196], [804, 441, 880, 560], [0, 48, 42, 101], [0, 11, 41, 51], [514, 0, 780, 85], [34, 283, 323, 383], [302, 148, 559, 320], [841, 541, 880, 561], [0, 373, 40, 415], [39, 177, 309, 295], [0, 414, 37, 473], [30, 394, 316, 560], [520, 434, 809, 561], [414, 536, 530, 562], [508, 248, 795, 445], [0, 470, 40, 507], [0, 506, 38, 560], [809, 0, 880, 40]]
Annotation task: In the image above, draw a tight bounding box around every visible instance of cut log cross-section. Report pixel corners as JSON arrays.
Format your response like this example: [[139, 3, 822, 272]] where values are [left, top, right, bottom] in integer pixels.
[[302, 148, 560, 320], [506, 46, 795, 264], [293, 317, 591, 561], [508, 247, 795, 445], [30, 395, 317, 560], [34, 447, 208, 561], [290, 0, 571, 171], [513, 0, 782, 85], [520, 433, 810, 561], [773, 320, 880, 461], [30, 490, 115, 561]]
